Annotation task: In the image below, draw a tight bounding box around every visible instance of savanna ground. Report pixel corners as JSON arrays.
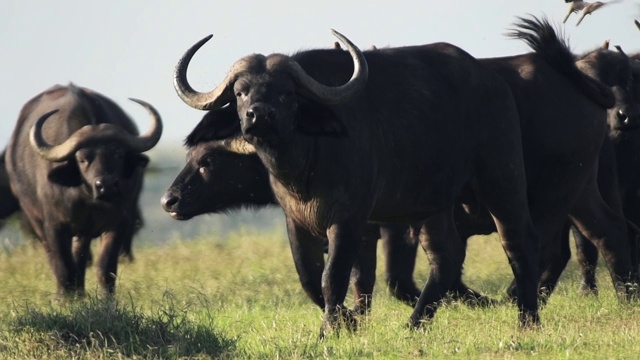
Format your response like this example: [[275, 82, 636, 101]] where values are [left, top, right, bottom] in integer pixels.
[[1, 228, 640, 359]]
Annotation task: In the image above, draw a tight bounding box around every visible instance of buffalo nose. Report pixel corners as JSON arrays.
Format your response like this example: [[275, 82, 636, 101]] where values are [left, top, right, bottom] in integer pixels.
[[94, 178, 118, 196], [95, 179, 104, 192], [161, 192, 180, 212], [246, 105, 275, 123], [246, 109, 255, 122], [617, 109, 629, 125]]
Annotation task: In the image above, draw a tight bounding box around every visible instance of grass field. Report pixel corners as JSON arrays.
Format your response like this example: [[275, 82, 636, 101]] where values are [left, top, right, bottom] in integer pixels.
[[0, 226, 639, 359]]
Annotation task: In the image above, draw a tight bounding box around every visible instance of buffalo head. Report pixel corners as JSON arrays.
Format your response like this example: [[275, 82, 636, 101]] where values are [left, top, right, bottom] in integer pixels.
[[161, 139, 274, 220], [30, 99, 162, 201], [172, 30, 368, 143], [578, 42, 640, 131]]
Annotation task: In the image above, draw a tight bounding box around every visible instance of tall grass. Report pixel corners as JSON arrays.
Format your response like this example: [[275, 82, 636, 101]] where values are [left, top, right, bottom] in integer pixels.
[[0, 229, 639, 359]]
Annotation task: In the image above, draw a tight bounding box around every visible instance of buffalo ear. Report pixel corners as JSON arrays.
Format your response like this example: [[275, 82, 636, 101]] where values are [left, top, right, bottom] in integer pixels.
[[48, 162, 82, 187], [123, 153, 149, 178], [295, 100, 348, 137], [185, 105, 240, 146]]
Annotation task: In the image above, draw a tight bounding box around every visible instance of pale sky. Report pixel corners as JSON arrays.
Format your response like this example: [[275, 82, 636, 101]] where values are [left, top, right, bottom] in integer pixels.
[[1, 0, 639, 150]]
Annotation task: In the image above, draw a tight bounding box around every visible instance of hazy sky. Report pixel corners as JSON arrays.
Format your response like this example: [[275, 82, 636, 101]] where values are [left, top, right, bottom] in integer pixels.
[[1, 0, 639, 150]]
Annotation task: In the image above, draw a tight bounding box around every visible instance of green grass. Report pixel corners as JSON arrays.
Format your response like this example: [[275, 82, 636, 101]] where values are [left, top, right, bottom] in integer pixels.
[[0, 229, 639, 359]]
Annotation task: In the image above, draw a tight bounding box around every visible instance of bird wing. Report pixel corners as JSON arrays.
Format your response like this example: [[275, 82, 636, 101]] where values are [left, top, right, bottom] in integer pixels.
[[563, 4, 579, 23], [576, 2, 616, 26], [575, 10, 589, 26]]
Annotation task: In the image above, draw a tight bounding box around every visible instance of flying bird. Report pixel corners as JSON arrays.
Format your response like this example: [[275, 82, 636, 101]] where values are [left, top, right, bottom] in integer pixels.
[[562, 1, 620, 26]]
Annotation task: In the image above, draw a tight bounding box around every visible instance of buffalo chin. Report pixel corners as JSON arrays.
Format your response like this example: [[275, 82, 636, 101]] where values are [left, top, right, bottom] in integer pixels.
[[168, 211, 193, 221]]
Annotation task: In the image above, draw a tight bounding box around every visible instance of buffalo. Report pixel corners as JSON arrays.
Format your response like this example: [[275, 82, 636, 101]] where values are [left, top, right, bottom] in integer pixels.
[[405, 18, 640, 303], [383, 18, 640, 305], [564, 45, 640, 294], [0, 147, 141, 263], [161, 130, 422, 312], [173, 27, 544, 333], [5, 84, 162, 296], [343, 35, 640, 302]]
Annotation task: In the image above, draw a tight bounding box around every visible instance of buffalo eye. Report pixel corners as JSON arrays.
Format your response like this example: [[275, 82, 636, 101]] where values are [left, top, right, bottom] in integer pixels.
[[199, 158, 213, 174], [76, 155, 89, 165]]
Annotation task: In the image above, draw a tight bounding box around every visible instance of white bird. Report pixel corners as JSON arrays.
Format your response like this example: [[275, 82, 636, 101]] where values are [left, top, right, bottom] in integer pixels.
[[562, 1, 620, 26]]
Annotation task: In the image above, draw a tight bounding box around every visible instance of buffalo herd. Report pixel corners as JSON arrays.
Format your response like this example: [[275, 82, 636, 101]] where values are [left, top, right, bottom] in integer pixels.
[[4, 14, 640, 336]]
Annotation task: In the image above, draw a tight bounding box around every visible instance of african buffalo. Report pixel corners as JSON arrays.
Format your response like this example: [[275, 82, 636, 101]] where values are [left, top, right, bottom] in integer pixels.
[[160, 129, 422, 311], [391, 18, 640, 304], [564, 45, 640, 294], [374, 38, 640, 303], [381, 32, 640, 303], [429, 18, 640, 303], [174, 26, 544, 333], [5, 84, 162, 296]]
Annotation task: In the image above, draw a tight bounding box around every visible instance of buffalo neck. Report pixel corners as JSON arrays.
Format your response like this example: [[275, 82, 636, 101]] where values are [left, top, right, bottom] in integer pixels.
[[251, 134, 317, 200]]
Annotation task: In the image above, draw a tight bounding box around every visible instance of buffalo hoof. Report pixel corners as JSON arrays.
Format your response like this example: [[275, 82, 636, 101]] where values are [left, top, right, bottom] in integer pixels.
[[453, 291, 497, 308], [387, 284, 420, 307], [507, 284, 555, 306], [319, 306, 358, 339], [56, 289, 87, 303], [352, 298, 371, 316], [519, 310, 541, 330], [579, 283, 598, 296], [406, 316, 432, 330], [617, 282, 640, 301]]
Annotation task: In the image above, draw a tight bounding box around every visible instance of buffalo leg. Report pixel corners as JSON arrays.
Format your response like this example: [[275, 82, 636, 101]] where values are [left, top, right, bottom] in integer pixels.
[[321, 219, 365, 336], [42, 222, 81, 296], [451, 206, 497, 306], [408, 207, 465, 326], [536, 223, 572, 302], [569, 179, 637, 299], [286, 216, 326, 309], [380, 223, 420, 306], [414, 219, 494, 307], [71, 235, 92, 293], [350, 224, 379, 314], [97, 230, 127, 295], [570, 139, 624, 295], [572, 227, 599, 294], [622, 200, 640, 287], [475, 162, 540, 325]]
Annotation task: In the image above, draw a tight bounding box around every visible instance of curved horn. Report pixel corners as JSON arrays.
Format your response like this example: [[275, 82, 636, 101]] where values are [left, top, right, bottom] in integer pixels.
[[30, 100, 163, 162], [29, 109, 75, 161], [173, 35, 235, 110], [287, 29, 368, 105], [126, 98, 163, 152]]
